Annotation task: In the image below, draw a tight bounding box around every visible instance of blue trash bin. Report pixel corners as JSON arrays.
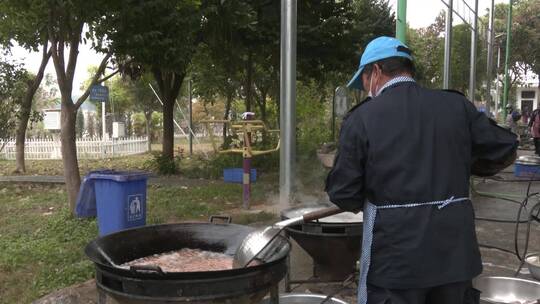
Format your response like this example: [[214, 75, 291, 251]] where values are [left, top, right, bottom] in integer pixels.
[[75, 172, 99, 218], [91, 170, 149, 236]]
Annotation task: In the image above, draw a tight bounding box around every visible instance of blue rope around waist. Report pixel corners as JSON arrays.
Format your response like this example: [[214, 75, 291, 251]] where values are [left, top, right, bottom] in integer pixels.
[[357, 196, 470, 304]]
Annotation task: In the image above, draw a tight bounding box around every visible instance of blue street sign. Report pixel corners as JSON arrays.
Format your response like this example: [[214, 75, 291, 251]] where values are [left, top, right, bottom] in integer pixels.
[[90, 85, 109, 102]]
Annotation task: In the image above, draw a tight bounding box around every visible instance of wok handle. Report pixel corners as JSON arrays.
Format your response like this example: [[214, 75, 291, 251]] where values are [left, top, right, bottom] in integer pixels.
[[130, 265, 165, 275], [302, 206, 343, 222], [209, 215, 232, 224]]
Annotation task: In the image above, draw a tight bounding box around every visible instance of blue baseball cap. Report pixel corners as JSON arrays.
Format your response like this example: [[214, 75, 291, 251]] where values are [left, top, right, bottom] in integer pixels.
[[347, 36, 414, 90]]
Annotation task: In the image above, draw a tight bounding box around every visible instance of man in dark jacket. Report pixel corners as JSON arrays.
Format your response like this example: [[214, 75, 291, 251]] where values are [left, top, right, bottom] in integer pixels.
[[528, 108, 540, 155], [326, 36, 518, 304]]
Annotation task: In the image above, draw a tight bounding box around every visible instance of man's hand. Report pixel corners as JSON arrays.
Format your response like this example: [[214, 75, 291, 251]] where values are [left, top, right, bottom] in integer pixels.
[[471, 150, 517, 177]]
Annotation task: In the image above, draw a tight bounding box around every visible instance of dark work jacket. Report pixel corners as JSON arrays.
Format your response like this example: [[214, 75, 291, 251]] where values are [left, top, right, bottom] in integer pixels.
[[325, 82, 518, 289]]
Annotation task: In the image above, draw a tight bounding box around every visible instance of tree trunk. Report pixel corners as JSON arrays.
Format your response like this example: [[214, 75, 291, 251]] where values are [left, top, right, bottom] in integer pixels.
[[15, 45, 51, 173], [245, 50, 253, 113], [222, 92, 233, 149], [255, 89, 268, 144], [60, 101, 81, 212], [256, 89, 268, 124], [162, 94, 175, 159], [125, 112, 132, 137], [145, 110, 153, 152], [152, 68, 184, 160], [273, 72, 280, 128], [48, 15, 113, 214], [15, 95, 32, 173]]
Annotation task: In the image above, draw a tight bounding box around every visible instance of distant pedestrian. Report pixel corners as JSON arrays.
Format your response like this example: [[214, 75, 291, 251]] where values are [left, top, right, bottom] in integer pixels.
[[522, 109, 530, 125], [505, 105, 521, 134], [529, 108, 540, 155]]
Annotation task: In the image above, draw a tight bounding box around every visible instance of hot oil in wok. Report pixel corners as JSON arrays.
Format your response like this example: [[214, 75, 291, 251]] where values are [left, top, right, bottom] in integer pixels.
[[123, 248, 234, 272]]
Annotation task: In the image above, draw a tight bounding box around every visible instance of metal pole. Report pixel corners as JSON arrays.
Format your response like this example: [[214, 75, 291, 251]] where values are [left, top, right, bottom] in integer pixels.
[[443, 0, 453, 89], [496, 46, 501, 116], [242, 114, 253, 210], [280, 0, 297, 206], [331, 88, 336, 142], [485, 0, 495, 115], [188, 79, 193, 156], [503, 0, 513, 119], [468, 0, 478, 101], [101, 101, 106, 158], [396, 0, 407, 43], [101, 102, 106, 139], [148, 84, 193, 146]]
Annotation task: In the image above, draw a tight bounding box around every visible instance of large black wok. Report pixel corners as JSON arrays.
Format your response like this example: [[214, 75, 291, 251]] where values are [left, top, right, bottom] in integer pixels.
[[85, 222, 290, 304]]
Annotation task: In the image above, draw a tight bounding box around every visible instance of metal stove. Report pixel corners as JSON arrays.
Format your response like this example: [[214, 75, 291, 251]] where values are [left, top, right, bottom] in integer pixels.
[[281, 203, 363, 291]]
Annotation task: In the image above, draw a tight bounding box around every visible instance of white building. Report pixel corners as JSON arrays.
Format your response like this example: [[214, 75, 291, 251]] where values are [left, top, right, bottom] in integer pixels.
[[515, 71, 539, 113], [46, 98, 98, 137], [517, 86, 540, 113]]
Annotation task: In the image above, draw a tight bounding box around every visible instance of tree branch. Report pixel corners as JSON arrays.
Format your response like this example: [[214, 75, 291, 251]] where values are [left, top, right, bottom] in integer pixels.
[[58, 34, 65, 75], [31, 43, 53, 93], [66, 21, 84, 83], [47, 11, 68, 94], [74, 53, 112, 109], [152, 67, 165, 97], [97, 69, 120, 83], [49, 39, 66, 88], [171, 72, 185, 101]]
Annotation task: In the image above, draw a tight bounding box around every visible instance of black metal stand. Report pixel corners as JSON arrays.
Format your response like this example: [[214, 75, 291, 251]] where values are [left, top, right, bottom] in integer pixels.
[[97, 289, 107, 304], [284, 234, 357, 292], [269, 285, 280, 304]]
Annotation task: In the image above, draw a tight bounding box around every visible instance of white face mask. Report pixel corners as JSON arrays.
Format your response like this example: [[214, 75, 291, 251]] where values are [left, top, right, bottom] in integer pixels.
[[367, 71, 378, 98], [367, 73, 373, 98]]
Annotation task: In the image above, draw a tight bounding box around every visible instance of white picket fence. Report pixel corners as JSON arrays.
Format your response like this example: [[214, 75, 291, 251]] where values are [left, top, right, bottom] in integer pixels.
[[1, 137, 149, 160]]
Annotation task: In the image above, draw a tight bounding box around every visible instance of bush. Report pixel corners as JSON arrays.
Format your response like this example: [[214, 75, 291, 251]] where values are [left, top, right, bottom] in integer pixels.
[[144, 152, 180, 175], [181, 152, 279, 180], [296, 81, 332, 157]]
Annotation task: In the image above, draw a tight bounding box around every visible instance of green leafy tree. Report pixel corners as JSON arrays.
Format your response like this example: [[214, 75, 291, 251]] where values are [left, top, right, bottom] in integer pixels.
[[197, 0, 395, 128], [107, 76, 133, 122], [97, 0, 202, 161], [408, 12, 445, 89], [191, 44, 240, 146], [121, 74, 161, 151], [0, 0, 53, 173], [487, 1, 540, 107], [449, 23, 487, 95], [408, 12, 487, 97], [45, 0, 119, 212], [0, 58, 27, 150], [512, 0, 540, 89]]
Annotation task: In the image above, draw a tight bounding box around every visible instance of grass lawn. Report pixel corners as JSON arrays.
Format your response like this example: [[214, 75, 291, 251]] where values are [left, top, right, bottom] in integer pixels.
[[0, 141, 328, 303], [0, 137, 214, 176], [0, 153, 154, 176], [0, 179, 278, 304]]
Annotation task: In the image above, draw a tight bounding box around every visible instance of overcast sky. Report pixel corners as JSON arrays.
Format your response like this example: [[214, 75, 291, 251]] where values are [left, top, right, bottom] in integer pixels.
[[8, 0, 510, 94]]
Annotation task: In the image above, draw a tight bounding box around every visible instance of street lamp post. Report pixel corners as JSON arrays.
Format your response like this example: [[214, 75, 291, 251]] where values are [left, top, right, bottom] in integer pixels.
[[280, 0, 297, 205], [396, 0, 407, 43], [188, 79, 193, 156], [443, 0, 453, 89], [502, 0, 513, 119], [468, 0, 479, 101]]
